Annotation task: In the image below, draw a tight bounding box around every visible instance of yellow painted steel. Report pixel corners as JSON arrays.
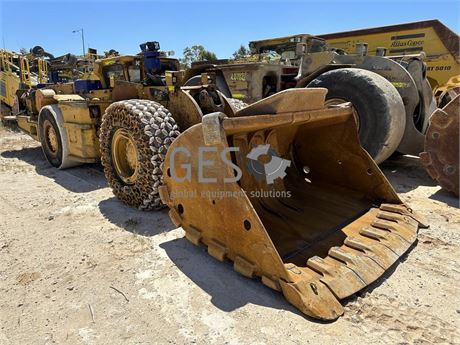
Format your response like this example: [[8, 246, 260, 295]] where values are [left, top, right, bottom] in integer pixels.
[[16, 115, 39, 140], [19, 56, 32, 88], [0, 50, 21, 109], [0, 49, 38, 114], [111, 128, 140, 184], [58, 102, 101, 160], [321, 20, 459, 89], [0, 69, 20, 109], [433, 75, 460, 106], [38, 58, 48, 84], [43, 119, 59, 154]]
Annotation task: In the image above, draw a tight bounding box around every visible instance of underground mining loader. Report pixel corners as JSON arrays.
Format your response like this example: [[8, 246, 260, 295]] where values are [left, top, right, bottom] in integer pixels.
[[190, 35, 437, 164], [159, 88, 427, 320], [13, 41, 245, 209]]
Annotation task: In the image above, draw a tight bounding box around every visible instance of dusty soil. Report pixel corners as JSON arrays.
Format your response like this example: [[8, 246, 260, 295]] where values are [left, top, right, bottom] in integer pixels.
[[0, 127, 459, 345]]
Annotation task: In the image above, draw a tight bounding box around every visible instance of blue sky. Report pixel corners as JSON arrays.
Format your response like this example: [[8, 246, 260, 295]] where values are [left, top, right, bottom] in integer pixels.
[[1, 0, 459, 58]]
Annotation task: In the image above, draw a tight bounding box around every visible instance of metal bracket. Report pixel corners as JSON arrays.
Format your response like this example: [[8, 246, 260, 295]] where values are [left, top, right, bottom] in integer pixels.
[[202, 112, 227, 146]]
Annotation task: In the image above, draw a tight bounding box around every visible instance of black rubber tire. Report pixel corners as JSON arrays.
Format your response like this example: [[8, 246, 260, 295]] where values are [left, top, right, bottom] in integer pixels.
[[307, 68, 406, 163], [38, 108, 64, 168], [227, 98, 248, 112], [100, 100, 180, 210]]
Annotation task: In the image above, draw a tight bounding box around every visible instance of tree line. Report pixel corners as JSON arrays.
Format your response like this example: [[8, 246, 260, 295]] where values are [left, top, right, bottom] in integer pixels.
[[179, 44, 250, 68]]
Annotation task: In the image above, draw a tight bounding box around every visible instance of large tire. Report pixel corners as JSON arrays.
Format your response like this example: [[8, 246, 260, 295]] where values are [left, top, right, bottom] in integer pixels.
[[307, 68, 406, 163], [100, 100, 180, 210], [38, 105, 79, 169]]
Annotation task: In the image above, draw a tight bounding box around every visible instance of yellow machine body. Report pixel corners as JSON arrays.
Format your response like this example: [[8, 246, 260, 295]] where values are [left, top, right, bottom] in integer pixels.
[[320, 20, 459, 89]]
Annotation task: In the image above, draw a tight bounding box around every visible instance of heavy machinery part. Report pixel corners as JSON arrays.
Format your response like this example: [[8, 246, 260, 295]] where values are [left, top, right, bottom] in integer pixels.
[[420, 95, 459, 196], [100, 99, 180, 210], [35, 89, 57, 110], [319, 20, 460, 90], [403, 58, 436, 134], [433, 75, 460, 108], [37, 105, 80, 169], [307, 68, 406, 163], [226, 98, 247, 112], [160, 88, 424, 320], [304, 55, 436, 157], [183, 74, 233, 98], [31, 46, 55, 59], [193, 36, 435, 162]]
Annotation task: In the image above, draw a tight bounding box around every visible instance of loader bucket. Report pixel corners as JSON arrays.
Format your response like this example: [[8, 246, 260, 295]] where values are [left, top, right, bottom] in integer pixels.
[[159, 88, 425, 320], [420, 94, 459, 196]]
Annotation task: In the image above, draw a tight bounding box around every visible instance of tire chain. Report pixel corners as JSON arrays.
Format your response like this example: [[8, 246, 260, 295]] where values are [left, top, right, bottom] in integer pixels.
[[100, 100, 180, 210], [227, 98, 247, 112]]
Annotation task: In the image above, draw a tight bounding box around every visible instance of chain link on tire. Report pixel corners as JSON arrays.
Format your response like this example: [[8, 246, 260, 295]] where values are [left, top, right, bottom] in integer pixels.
[[100, 100, 180, 210], [227, 98, 248, 112]]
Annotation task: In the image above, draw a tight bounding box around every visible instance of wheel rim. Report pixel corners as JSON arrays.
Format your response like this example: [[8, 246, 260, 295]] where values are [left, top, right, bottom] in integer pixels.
[[111, 128, 139, 185], [43, 120, 59, 156], [325, 98, 360, 130]]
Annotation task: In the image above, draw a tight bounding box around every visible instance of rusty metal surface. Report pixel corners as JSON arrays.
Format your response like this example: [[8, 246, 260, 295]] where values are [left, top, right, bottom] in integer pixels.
[[420, 95, 459, 196], [160, 88, 422, 320]]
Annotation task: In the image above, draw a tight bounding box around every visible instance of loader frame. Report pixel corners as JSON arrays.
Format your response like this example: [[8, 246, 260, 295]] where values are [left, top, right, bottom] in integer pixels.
[[188, 34, 436, 157]]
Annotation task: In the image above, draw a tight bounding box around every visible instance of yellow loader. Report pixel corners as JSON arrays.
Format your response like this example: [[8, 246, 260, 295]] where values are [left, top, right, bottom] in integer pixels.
[[11, 43, 425, 320]]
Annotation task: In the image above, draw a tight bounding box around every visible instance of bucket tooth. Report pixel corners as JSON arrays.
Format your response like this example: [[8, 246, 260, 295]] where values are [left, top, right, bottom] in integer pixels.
[[344, 236, 399, 270], [372, 216, 417, 243], [328, 246, 385, 285], [158, 185, 171, 205], [234, 256, 257, 278], [359, 226, 410, 256], [208, 240, 227, 261], [376, 210, 415, 226], [380, 203, 429, 228], [261, 275, 282, 291], [279, 279, 344, 320], [168, 208, 182, 227], [306, 256, 365, 299], [184, 226, 202, 246]]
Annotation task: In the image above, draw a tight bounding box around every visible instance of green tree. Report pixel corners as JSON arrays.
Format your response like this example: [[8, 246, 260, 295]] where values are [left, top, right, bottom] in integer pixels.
[[180, 45, 217, 68], [232, 44, 250, 59]]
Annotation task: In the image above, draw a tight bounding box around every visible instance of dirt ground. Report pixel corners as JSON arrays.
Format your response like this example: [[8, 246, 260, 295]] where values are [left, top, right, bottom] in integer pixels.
[[0, 127, 459, 345]]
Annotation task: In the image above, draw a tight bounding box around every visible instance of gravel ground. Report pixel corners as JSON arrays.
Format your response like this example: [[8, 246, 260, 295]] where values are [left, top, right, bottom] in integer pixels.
[[0, 128, 459, 345]]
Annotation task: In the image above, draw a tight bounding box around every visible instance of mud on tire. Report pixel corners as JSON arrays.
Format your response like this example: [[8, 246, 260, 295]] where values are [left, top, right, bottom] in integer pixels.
[[100, 100, 180, 210]]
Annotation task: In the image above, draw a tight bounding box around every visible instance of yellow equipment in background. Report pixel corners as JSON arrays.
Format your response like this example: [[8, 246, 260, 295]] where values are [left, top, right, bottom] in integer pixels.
[[320, 20, 459, 91], [1, 50, 22, 112], [433, 75, 460, 107], [0, 49, 48, 118], [318, 20, 460, 196]]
